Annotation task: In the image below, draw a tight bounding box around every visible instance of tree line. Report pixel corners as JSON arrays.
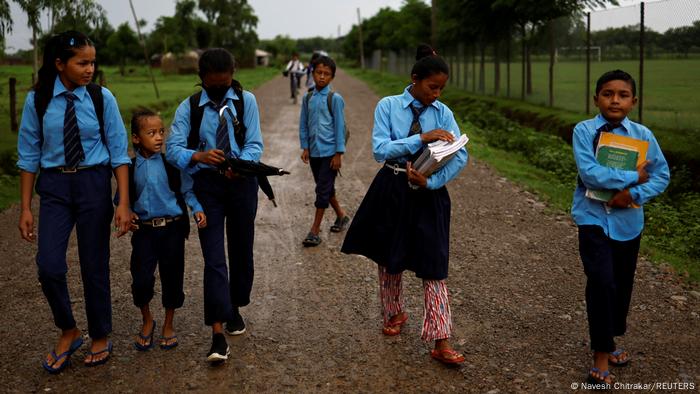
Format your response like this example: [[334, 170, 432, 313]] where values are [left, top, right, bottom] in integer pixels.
[[0, 0, 259, 75]]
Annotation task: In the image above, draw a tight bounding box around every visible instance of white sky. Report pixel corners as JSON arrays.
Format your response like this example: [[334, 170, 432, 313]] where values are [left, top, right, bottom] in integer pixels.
[[4, 0, 699, 53]]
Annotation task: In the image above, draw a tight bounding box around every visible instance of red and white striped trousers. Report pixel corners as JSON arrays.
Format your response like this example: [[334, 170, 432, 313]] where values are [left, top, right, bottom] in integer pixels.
[[378, 266, 453, 341]]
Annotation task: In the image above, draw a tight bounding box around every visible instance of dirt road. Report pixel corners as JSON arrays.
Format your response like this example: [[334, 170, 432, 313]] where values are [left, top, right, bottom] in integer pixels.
[[0, 70, 698, 393]]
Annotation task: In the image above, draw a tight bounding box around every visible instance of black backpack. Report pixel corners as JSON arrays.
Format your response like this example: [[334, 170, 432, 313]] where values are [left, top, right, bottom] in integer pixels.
[[303, 89, 350, 144], [128, 154, 190, 238], [187, 79, 246, 150], [34, 83, 106, 151]]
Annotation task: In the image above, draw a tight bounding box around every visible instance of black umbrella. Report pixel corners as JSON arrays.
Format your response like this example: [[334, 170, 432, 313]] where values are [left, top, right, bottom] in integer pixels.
[[220, 157, 290, 207]]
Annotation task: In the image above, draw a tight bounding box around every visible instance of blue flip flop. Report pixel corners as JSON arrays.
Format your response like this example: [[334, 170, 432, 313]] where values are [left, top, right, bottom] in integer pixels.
[[609, 348, 631, 366], [159, 335, 179, 350], [84, 341, 113, 367], [134, 321, 156, 351], [41, 336, 84, 374]]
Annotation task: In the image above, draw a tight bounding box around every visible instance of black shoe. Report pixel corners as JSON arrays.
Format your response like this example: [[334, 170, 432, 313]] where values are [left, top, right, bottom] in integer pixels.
[[225, 309, 246, 336], [206, 333, 230, 363]]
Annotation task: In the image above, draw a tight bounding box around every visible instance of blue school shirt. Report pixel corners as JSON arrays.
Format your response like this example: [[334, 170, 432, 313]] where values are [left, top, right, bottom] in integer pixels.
[[17, 76, 130, 173], [372, 85, 468, 190], [180, 170, 203, 214], [571, 114, 670, 241], [299, 85, 346, 157], [166, 88, 264, 173], [132, 152, 183, 220]]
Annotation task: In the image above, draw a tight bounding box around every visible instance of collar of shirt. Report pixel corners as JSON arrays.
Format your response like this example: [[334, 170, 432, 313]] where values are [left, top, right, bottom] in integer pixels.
[[400, 85, 439, 110], [197, 87, 238, 107], [52, 76, 88, 101], [313, 84, 331, 97], [135, 150, 162, 168], [594, 113, 632, 133]]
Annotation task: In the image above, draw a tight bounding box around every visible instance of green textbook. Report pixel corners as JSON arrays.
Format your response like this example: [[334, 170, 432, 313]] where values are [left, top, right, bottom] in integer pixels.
[[585, 145, 639, 202]]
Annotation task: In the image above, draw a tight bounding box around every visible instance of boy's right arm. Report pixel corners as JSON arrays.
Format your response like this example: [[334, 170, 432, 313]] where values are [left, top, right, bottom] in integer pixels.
[[299, 94, 309, 151], [573, 122, 640, 190], [166, 100, 196, 171]]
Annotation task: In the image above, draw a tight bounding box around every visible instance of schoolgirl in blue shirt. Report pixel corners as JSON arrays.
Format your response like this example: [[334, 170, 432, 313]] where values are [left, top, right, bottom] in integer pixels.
[[342, 45, 468, 365], [16, 31, 131, 372], [127, 110, 206, 352], [572, 70, 669, 386], [299, 56, 349, 246], [165, 48, 264, 364]]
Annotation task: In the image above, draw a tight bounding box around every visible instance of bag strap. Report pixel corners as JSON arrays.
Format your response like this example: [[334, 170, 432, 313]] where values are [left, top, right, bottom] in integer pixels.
[[187, 79, 246, 150]]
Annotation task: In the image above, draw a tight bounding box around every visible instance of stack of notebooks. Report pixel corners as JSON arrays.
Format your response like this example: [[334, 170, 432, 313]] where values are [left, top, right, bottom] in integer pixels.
[[585, 132, 649, 207], [413, 134, 469, 176]]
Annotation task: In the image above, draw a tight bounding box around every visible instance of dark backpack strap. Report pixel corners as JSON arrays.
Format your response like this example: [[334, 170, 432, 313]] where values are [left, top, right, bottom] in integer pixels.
[[163, 154, 191, 238], [187, 92, 204, 150], [327, 91, 334, 116], [128, 157, 136, 209], [231, 80, 246, 149]]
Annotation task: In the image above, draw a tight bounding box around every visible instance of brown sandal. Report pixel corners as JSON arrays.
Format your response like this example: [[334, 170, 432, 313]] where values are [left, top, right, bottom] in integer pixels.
[[382, 313, 408, 336]]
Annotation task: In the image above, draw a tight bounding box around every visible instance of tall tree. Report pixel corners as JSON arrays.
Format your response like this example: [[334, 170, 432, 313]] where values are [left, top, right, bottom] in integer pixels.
[[198, 0, 259, 66], [104, 23, 139, 76]]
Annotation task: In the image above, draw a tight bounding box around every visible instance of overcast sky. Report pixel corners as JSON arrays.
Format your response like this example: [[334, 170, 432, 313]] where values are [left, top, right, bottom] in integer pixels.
[[4, 0, 699, 53]]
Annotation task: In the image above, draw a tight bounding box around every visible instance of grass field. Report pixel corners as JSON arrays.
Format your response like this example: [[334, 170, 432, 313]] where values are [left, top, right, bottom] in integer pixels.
[[0, 65, 279, 153]]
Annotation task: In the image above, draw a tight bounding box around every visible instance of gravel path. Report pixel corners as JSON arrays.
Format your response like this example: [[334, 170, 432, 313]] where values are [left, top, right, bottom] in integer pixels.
[[0, 69, 697, 393]]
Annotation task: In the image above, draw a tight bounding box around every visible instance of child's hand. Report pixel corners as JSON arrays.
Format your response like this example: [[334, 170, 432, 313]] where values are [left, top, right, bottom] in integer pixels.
[[420, 129, 455, 144], [114, 204, 132, 238], [193, 149, 227, 166], [194, 212, 207, 228], [406, 161, 427, 189], [607, 189, 634, 208], [330, 153, 342, 170], [636, 160, 649, 184], [300, 149, 310, 164], [18, 209, 35, 242]]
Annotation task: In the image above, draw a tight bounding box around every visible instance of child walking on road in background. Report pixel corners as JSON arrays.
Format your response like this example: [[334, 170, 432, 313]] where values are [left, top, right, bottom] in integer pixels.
[[341, 45, 467, 365], [127, 110, 206, 352], [166, 48, 264, 364], [17, 31, 132, 372], [572, 70, 669, 386], [299, 56, 350, 247]]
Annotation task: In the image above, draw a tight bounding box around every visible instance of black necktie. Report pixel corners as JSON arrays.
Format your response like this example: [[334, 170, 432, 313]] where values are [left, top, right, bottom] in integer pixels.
[[408, 104, 428, 161], [212, 101, 231, 157], [63, 92, 84, 169]]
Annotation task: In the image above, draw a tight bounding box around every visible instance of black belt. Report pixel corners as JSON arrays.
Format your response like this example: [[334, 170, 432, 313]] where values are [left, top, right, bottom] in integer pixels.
[[42, 165, 101, 174], [138, 216, 182, 228]]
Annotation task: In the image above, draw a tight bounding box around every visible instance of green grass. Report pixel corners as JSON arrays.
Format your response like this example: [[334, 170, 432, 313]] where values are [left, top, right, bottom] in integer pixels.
[[0, 65, 278, 210], [346, 66, 699, 282]]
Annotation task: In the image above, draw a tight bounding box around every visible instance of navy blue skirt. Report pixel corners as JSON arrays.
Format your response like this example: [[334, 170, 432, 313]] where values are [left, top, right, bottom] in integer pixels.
[[341, 166, 451, 280]]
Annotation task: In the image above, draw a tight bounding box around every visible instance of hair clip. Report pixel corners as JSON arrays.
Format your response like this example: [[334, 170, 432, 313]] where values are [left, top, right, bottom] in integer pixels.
[[69, 38, 75, 46]]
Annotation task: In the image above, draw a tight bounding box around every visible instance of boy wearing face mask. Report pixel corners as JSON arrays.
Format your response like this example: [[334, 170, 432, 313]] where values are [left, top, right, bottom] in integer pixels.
[[166, 48, 264, 364]]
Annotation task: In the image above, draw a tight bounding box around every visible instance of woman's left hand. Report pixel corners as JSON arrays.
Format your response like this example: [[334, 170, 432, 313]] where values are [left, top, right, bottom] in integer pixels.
[[114, 204, 132, 237], [406, 161, 427, 189], [330, 153, 342, 170]]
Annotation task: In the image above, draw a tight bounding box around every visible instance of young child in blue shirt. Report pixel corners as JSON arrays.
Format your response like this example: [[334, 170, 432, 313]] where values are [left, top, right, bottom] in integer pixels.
[[342, 45, 467, 365], [17, 31, 132, 372], [572, 69, 670, 386], [128, 110, 206, 352], [166, 48, 264, 364], [299, 56, 350, 246]]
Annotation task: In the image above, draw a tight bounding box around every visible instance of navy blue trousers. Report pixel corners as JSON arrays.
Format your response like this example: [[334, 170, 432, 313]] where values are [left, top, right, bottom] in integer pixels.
[[193, 171, 258, 326], [578, 225, 640, 352], [309, 156, 337, 209], [35, 166, 113, 339], [130, 222, 186, 309]]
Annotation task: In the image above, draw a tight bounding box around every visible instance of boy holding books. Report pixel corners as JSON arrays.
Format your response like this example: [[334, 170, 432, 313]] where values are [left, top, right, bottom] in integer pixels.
[[572, 69, 670, 386]]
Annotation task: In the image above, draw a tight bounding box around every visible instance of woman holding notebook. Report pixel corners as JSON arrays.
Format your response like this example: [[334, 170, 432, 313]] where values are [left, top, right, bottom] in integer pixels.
[[341, 44, 468, 365]]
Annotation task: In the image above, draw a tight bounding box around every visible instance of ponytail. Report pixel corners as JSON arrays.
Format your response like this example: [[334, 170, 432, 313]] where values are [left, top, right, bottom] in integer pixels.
[[410, 44, 449, 81], [34, 31, 93, 112]]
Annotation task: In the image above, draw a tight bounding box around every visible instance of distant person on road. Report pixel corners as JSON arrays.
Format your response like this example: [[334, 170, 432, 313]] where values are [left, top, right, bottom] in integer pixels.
[[298, 56, 350, 246], [341, 44, 468, 365], [17, 30, 131, 372], [572, 69, 669, 386], [126, 109, 206, 352], [166, 48, 264, 365], [284, 52, 305, 101]]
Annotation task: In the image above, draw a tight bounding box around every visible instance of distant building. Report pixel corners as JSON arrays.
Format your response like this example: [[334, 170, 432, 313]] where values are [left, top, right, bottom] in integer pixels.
[[255, 49, 270, 67]]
